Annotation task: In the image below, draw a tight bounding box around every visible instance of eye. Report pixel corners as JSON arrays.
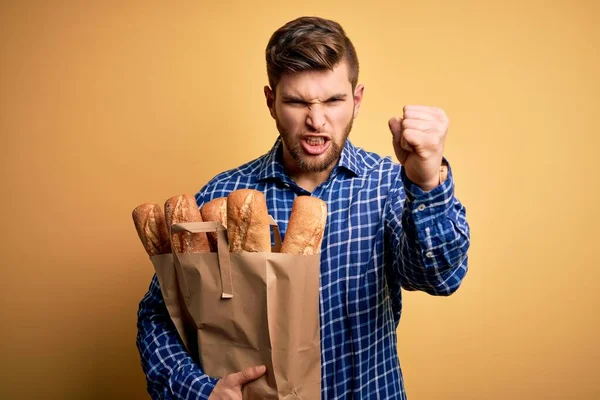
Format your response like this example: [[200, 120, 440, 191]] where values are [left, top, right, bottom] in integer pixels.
[[284, 100, 307, 106]]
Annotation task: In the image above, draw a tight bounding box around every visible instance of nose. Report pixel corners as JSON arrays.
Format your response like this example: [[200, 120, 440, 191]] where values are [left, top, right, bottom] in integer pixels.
[[306, 104, 327, 132]]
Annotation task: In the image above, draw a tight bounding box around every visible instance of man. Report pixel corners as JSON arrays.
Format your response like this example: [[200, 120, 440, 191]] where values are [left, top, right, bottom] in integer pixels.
[[137, 16, 470, 399]]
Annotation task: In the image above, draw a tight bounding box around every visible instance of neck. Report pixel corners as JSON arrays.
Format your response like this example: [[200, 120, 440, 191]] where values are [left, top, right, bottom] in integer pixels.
[[282, 152, 336, 193]]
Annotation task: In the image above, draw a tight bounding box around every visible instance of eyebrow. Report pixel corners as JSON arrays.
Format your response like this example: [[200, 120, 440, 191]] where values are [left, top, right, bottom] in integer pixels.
[[281, 93, 348, 102]]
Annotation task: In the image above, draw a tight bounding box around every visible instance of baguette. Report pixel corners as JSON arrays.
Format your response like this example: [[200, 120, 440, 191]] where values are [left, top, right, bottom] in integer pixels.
[[132, 203, 171, 256], [227, 189, 271, 253], [164, 194, 211, 253], [200, 197, 228, 252], [281, 196, 327, 255]]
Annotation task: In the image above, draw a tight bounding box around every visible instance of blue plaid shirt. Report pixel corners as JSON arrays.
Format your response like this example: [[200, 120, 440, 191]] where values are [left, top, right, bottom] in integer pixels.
[[137, 138, 470, 399]]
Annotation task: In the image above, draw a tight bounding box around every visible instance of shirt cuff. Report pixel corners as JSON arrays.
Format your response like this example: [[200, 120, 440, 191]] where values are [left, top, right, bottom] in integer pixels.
[[400, 158, 458, 230], [401, 158, 454, 201], [171, 363, 220, 399]]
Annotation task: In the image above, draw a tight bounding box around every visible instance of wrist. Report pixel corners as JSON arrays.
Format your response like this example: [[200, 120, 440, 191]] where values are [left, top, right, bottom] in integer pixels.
[[411, 160, 449, 192]]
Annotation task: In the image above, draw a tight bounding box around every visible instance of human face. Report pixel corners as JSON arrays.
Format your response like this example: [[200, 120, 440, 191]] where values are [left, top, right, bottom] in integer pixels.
[[265, 61, 364, 174]]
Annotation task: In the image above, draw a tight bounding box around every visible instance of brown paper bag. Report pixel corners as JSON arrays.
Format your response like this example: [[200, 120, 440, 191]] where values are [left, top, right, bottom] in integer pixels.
[[149, 254, 199, 361], [166, 219, 321, 399]]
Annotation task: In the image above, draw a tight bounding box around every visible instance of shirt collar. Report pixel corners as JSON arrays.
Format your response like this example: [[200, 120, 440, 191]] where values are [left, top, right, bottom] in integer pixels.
[[337, 138, 362, 177], [257, 137, 363, 181]]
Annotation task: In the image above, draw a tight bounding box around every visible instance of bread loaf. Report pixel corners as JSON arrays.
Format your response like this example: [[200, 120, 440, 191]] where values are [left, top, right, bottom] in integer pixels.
[[200, 197, 228, 252], [132, 203, 171, 256], [281, 196, 327, 255], [164, 194, 211, 253], [227, 189, 271, 253]]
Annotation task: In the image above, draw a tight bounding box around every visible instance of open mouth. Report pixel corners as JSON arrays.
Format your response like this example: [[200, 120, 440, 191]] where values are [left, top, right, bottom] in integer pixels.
[[301, 136, 331, 155]]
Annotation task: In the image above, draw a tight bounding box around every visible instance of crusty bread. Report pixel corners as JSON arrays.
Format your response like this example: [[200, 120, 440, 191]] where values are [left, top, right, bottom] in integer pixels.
[[164, 194, 211, 253], [281, 196, 327, 255], [226, 189, 271, 253], [132, 203, 171, 256], [200, 197, 228, 252]]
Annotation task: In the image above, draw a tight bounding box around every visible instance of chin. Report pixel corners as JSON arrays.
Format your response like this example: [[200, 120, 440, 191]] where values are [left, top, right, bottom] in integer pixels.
[[295, 150, 338, 173], [278, 125, 349, 173]]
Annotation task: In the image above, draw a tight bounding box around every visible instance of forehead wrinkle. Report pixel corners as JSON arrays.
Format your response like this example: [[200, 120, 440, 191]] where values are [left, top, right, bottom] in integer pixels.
[[277, 60, 352, 96], [278, 66, 351, 103], [284, 89, 327, 103]]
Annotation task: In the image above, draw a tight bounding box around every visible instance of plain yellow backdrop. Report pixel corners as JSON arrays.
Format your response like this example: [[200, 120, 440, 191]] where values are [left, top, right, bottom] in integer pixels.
[[1, 1, 598, 399]]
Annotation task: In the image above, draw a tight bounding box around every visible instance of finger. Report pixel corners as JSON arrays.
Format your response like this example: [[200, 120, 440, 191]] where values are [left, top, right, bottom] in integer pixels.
[[389, 116, 414, 150], [226, 365, 267, 387], [388, 116, 402, 135], [388, 117, 410, 162], [401, 118, 439, 132], [402, 128, 431, 148], [403, 105, 447, 121], [400, 135, 414, 152], [402, 109, 439, 122]]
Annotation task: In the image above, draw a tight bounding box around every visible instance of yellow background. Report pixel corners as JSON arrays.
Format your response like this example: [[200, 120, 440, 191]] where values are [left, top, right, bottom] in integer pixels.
[[1, 1, 598, 399]]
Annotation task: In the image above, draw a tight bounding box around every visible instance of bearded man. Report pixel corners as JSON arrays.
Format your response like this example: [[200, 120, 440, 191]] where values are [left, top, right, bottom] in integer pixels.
[[137, 15, 470, 400]]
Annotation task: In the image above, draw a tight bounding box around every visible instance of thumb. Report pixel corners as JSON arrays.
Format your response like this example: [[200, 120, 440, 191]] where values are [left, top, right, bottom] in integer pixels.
[[388, 117, 409, 164], [227, 365, 267, 387], [388, 116, 401, 133]]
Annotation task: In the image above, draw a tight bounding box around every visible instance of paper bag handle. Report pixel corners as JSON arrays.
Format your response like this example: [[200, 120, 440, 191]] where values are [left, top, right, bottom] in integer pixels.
[[170, 216, 282, 299], [171, 217, 282, 251], [170, 221, 233, 299]]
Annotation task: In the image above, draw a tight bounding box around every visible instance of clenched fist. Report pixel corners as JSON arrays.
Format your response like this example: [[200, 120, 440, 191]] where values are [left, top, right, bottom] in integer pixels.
[[388, 105, 449, 192], [208, 365, 266, 400]]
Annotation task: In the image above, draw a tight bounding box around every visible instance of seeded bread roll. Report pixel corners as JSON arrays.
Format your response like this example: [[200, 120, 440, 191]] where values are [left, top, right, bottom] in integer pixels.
[[227, 189, 271, 253], [200, 197, 228, 252], [132, 203, 171, 256], [164, 194, 211, 253], [281, 196, 327, 255]]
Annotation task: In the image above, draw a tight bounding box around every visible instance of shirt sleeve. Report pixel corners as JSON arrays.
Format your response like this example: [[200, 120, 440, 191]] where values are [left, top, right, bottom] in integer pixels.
[[384, 159, 470, 297], [136, 185, 219, 399], [136, 275, 219, 399]]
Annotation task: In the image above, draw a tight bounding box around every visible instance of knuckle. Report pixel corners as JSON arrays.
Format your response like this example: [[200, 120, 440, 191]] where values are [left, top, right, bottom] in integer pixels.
[[438, 110, 449, 123]]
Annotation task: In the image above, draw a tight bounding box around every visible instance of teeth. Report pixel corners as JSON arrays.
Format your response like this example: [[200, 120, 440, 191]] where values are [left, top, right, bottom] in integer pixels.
[[306, 137, 325, 146]]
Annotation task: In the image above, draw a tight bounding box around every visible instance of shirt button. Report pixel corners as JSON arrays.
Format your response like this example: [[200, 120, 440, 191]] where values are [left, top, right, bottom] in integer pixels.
[[417, 204, 426, 211], [425, 251, 434, 258]]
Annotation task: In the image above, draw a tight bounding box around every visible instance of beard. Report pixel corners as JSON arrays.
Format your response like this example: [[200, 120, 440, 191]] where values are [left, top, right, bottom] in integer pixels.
[[276, 115, 354, 173]]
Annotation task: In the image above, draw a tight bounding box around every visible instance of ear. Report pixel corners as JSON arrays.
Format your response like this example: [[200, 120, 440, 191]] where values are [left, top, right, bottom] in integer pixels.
[[352, 84, 365, 119], [264, 85, 276, 119]]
